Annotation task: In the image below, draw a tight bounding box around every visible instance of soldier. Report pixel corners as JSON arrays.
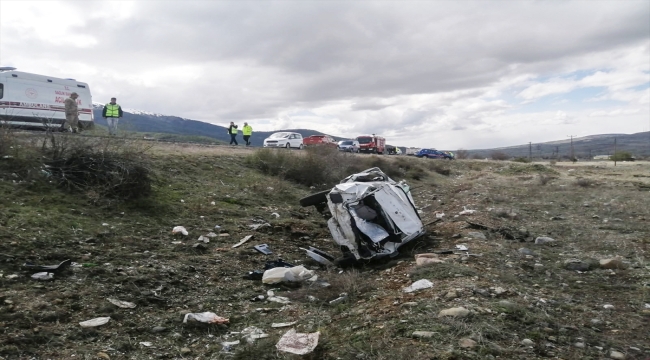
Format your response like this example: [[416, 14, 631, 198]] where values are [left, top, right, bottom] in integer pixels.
[[63, 92, 80, 133]]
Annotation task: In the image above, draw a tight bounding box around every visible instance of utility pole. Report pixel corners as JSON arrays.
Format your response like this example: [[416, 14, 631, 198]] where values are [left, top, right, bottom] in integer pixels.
[[529, 142, 532, 161], [614, 137, 617, 167], [567, 135, 577, 161]]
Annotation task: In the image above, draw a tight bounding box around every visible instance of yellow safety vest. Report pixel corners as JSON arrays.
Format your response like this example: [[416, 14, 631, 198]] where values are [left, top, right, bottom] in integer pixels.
[[242, 125, 252, 136], [105, 104, 120, 117], [230, 126, 238, 134]]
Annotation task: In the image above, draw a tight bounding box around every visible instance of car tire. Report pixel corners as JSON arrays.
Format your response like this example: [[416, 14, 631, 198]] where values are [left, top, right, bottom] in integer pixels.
[[285, 143, 290, 149], [299, 144, 304, 150], [299, 189, 330, 207]]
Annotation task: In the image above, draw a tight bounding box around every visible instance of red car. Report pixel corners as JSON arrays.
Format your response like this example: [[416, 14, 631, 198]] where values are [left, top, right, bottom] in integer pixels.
[[303, 135, 337, 147]]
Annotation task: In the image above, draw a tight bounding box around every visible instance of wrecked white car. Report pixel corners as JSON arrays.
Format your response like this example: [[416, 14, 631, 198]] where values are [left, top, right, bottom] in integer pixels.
[[299, 167, 425, 261]]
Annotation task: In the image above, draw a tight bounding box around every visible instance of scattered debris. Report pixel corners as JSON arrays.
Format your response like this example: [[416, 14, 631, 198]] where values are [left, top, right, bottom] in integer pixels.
[[564, 258, 598, 271], [272, 321, 298, 328], [467, 231, 486, 240], [254, 244, 273, 255], [403, 279, 434, 293], [107, 298, 137, 309], [241, 326, 269, 343], [182, 312, 229, 324], [603, 304, 615, 309], [262, 266, 315, 284], [412, 331, 435, 338], [534, 236, 556, 245], [264, 259, 296, 269], [31, 272, 54, 280], [205, 232, 218, 238], [600, 257, 628, 269], [438, 307, 470, 318], [415, 253, 445, 266], [172, 226, 188, 236], [79, 317, 111, 328], [197, 235, 210, 243], [459, 206, 477, 215], [434, 211, 445, 219], [221, 340, 240, 351], [301, 246, 335, 266], [329, 293, 348, 305], [276, 329, 320, 355], [455, 245, 468, 251], [518, 248, 538, 257], [271, 212, 280, 218], [232, 235, 253, 248], [23, 259, 71, 272], [243, 270, 264, 280], [248, 223, 271, 231], [139, 342, 152, 347], [609, 350, 626, 359]]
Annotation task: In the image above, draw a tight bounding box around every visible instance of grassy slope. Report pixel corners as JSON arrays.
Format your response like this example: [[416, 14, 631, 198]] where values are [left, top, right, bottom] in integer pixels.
[[1, 145, 649, 359]]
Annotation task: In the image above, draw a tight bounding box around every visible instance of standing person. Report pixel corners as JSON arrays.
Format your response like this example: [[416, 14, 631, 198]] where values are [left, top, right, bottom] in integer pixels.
[[242, 122, 253, 146], [63, 92, 80, 133], [227, 121, 238, 146], [102, 97, 123, 136]]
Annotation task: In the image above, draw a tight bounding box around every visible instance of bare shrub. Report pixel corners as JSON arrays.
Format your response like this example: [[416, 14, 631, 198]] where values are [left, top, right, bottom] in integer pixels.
[[574, 178, 595, 187], [455, 149, 469, 159], [538, 174, 553, 185], [491, 151, 510, 161]]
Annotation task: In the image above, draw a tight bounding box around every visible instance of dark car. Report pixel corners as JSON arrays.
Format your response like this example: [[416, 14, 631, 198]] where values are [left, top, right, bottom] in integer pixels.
[[415, 148, 454, 160]]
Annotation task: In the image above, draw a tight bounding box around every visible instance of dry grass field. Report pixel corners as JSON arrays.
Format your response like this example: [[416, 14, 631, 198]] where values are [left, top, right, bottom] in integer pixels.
[[1, 131, 648, 359]]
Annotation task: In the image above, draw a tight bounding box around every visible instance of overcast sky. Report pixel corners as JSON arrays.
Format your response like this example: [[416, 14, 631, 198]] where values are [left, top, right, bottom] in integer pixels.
[[2, 0, 649, 149]]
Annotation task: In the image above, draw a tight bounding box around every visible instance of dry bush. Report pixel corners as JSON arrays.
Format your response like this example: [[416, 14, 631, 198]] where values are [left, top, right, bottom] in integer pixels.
[[491, 151, 510, 161], [574, 177, 595, 187], [538, 174, 553, 185]]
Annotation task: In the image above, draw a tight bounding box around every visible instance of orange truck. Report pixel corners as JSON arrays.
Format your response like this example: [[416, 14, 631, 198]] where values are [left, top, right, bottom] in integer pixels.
[[356, 134, 386, 154], [303, 135, 337, 147]]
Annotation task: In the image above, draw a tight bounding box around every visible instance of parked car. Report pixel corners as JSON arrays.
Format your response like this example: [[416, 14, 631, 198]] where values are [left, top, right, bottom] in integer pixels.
[[304, 135, 337, 147], [299, 167, 425, 261], [337, 140, 359, 152], [415, 148, 454, 159], [263, 132, 304, 149]]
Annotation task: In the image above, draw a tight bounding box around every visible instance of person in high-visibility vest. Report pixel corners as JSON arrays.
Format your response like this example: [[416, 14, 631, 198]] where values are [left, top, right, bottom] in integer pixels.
[[227, 122, 239, 145], [242, 122, 253, 146], [102, 97, 123, 136]]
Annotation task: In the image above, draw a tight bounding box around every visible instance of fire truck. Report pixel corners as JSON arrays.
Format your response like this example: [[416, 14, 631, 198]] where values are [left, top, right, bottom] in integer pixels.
[[355, 134, 386, 154]]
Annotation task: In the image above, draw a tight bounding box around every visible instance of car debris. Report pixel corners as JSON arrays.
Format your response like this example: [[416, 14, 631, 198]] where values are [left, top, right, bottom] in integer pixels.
[[403, 279, 434, 293], [301, 246, 336, 266], [299, 167, 425, 261], [248, 223, 271, 231], [415, 253, 445, 266], [262, 265, 315, 284], [79, 317, 111, 328], [241, 326, 269, 343], [329, 293, 349, 305], [31, 272, 54, 280], [272, 321, 298, 328], [182, 312, 229, 324], [459, 206, 476, 215], [107, 298, 137, 309], [276, 329, 320, 355], [254, 244, 273, 255], [197, 235, 210, 243], [172, 226, 188, 236], [455, 245, 469, 251], [232, 235, 253, 248], [23, 259, 71, 273]]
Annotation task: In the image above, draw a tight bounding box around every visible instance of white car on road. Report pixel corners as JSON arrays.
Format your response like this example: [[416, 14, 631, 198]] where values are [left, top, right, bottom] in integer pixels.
[[263, 132, 304, 149]]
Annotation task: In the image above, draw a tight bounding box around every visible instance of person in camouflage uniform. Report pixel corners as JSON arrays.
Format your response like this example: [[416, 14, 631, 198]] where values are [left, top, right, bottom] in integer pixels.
[[63, 92, 80, 133]]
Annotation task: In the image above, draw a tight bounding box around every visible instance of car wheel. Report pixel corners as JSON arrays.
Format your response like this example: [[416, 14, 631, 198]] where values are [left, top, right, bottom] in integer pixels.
[[285, 143, 290, 149], [299, 189, 330, 207], [299, 144, 304, 150]]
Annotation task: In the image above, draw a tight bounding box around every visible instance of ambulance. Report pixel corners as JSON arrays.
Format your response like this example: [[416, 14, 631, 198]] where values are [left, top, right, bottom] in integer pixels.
[[0, 67, 94, 129]]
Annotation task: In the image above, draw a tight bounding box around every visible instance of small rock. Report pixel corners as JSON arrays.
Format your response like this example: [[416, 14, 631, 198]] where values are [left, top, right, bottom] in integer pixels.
[[180, 347, 191, 355], [491, 287, 507, 296], [574, 342, 585, 348], [564, 259, 597, 271], [603, 304, 615, 309], [402, 302, 418, 307], [534, 236, 556, 245], [97, 352, 110, 360], [438, 307, 470, 318], [412, 331, 435, 338], [599, 258, 627, 270], [151, 326, 167, 333], [518, 248, 537, 257], [590, 318, 603, 325], [548, 336, 557, 342], [467, 232, 486, 240], [459, 338, 477, 348], [521, 339, 534, 346], [445, 291, 458, 299], [487, 343, 503, 353], [609, 350, 625, 359]]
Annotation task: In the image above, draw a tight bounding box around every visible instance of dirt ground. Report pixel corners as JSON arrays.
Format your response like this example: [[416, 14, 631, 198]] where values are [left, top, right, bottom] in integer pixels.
[[1, 141, 649, 359]]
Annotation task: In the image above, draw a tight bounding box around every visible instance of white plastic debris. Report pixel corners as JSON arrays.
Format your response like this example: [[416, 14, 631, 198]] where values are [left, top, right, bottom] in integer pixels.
[[102, 223, 109, 226], [172, 226, 188, 236], [221, 340, 240, 350], [31, 272, 54, 280], [241, 326, 269, 343], [603, 304, 615, 309], [139, 341, 152, 347], [182, 312, 229, 324], [415, 253, 445, 266], [262, 266, 316, 284], [459, 206, 476, 215], [197, 235, 210, 243], [301, 247, 335, 266], [271, 212, 280, 218], [79, 317, 111, 328], [248, 223, 271, 231], [232, 235, 253, 248], [435, 212, 445, 219], [403, 279, 434, 293], [272, 321, 298, 328], [107, 298, 137, 309], [329, 293, 348, 305], [171, 241, 182, 244], [645, 303, 650, 309], [5, 274, 18, 279], [214, 225, 221, 229], [206, 232, 218, 238], [455, 245, 468, 251], [276, 329, 320, 355]]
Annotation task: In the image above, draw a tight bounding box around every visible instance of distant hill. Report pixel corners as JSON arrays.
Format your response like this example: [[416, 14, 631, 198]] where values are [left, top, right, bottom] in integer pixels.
[[463, 132, 650, 159], [92, 105, 349, 146]]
